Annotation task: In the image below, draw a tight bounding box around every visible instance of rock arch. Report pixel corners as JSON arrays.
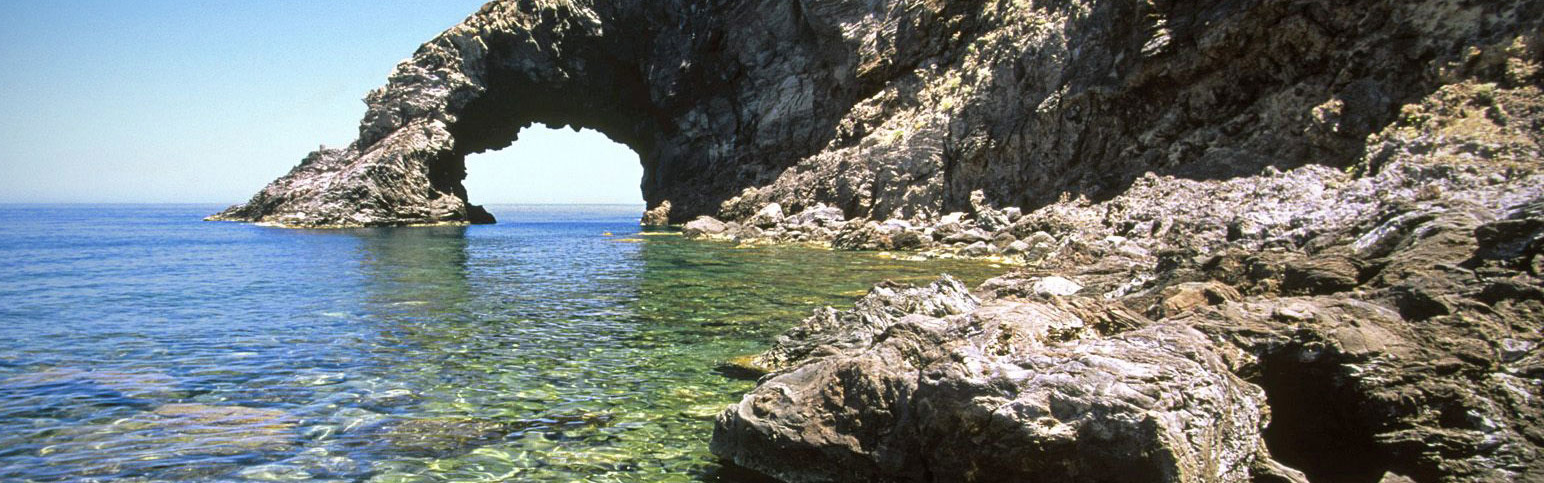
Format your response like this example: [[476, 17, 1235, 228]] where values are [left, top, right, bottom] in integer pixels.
[[213, 0, 1540, 228], [211, 0, 885, 227]]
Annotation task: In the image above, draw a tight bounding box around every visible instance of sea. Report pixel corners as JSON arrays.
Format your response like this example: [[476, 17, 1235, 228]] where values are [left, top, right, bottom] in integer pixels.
[[0, 204, 1003, 482]]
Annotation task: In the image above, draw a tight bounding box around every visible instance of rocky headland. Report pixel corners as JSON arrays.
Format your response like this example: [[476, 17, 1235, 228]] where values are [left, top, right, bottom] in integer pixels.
[[213, 0, 1543, 481]]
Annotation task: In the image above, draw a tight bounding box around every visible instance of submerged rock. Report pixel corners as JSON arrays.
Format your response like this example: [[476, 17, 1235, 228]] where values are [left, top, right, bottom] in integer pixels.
[[375, 412, 613, 458], [378, 417, 511, 457], [93, 404, 298, 456], [144, 404, 298, 452], [2, 367, 182, 400]]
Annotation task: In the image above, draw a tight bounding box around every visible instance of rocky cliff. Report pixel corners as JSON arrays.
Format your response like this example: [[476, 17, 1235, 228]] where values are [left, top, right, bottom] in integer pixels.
[[212, 0, 1544, 481], [212, 0, 1540, 228]]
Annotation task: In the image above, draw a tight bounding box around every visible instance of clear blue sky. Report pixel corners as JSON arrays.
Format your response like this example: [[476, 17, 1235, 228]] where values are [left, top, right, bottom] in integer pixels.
[[0, 1, 643, 205]]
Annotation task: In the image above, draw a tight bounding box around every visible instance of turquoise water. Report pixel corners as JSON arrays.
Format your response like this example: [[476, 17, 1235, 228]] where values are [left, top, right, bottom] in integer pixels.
[[0, 205, 1004, 482]]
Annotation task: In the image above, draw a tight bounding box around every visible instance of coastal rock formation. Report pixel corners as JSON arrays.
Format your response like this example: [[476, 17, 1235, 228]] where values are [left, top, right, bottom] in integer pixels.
[[713, 313, 1293, 482], [205, 0, 1544, 481], [714, 78, 1544, 480], [213, 0, 1540, 229]]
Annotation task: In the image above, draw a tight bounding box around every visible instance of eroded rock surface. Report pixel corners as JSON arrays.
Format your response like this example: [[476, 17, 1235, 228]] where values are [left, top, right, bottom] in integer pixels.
[[739, 274, 978, 375], [713, 294, 1291, 482], [714, 78, 1544, 482], [215, 0, 1540, 230]]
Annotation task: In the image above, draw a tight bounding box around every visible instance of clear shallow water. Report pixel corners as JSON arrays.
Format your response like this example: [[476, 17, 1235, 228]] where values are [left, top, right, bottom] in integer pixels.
[[0, 204, 1004, 482]]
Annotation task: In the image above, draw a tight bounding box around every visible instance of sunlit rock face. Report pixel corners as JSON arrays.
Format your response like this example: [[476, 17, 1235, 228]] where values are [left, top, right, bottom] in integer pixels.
[[213, 0, 1541, 227]]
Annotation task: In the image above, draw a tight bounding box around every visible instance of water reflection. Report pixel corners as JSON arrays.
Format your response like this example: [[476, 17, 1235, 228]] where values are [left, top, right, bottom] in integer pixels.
[[352, 225, 471, 313]]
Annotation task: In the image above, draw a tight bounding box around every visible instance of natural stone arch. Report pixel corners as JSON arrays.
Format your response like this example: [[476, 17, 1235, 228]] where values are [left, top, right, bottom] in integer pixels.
[[214, 0, 1540, 230], [212, 2, 666, 227], [211, 0, 894, 227]]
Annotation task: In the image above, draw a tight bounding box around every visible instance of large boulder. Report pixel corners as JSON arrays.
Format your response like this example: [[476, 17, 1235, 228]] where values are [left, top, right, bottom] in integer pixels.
[[682, 216, 728, 238], [712, 305, 1291, 482], [747, 203, 785, 228], [787, 204, 846, 227]]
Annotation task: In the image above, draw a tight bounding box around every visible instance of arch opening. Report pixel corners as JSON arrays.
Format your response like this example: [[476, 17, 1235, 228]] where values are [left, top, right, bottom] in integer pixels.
[[461, 126, 644, 218], [422, 26, 664, 225]]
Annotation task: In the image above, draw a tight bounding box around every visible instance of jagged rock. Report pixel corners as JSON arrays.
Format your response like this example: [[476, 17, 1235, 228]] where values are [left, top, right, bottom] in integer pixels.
[[1156, 281, 1243, 318], [1031, 276, 1083, 297], [969, 190, 1010, 231], [832, 221, 896, 251], [943, 228, 992, 245], [1003, 239, 1031, 255], [1283, 254, 1362, 295], [1002, 207, 1023, 222], [719, 75, 1544, 479], [713, 312, 1288, 482], [747, 203, 784, 228], [682, 216, 727, 238], [735, 225, 766, 242], [745, 275, 978, 374], [889, 229, 929, 250], [960, 241, 993, 257], [787, 204, 846, 227], [640, 200, 671, 227], [929, 221, 964, 240], [990, 231, 1017, 249]]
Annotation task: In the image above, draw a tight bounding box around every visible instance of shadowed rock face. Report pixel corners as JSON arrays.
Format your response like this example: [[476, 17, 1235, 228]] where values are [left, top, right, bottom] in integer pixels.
[[213, 0, 1540, 227]]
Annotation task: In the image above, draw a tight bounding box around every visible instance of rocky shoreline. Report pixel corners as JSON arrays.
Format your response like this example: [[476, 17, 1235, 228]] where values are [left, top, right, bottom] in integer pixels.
[[704, 78, 1544, 481], [205, 0, 1544, 480], [670, 189, 1053, 263]]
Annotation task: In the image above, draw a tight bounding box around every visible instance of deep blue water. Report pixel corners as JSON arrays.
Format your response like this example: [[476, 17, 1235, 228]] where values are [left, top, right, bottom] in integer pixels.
[[0, 204, 1002, 482]]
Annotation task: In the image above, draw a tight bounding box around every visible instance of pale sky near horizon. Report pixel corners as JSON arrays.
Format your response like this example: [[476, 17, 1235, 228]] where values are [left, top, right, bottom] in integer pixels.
[[0, 1, 644, 205]]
